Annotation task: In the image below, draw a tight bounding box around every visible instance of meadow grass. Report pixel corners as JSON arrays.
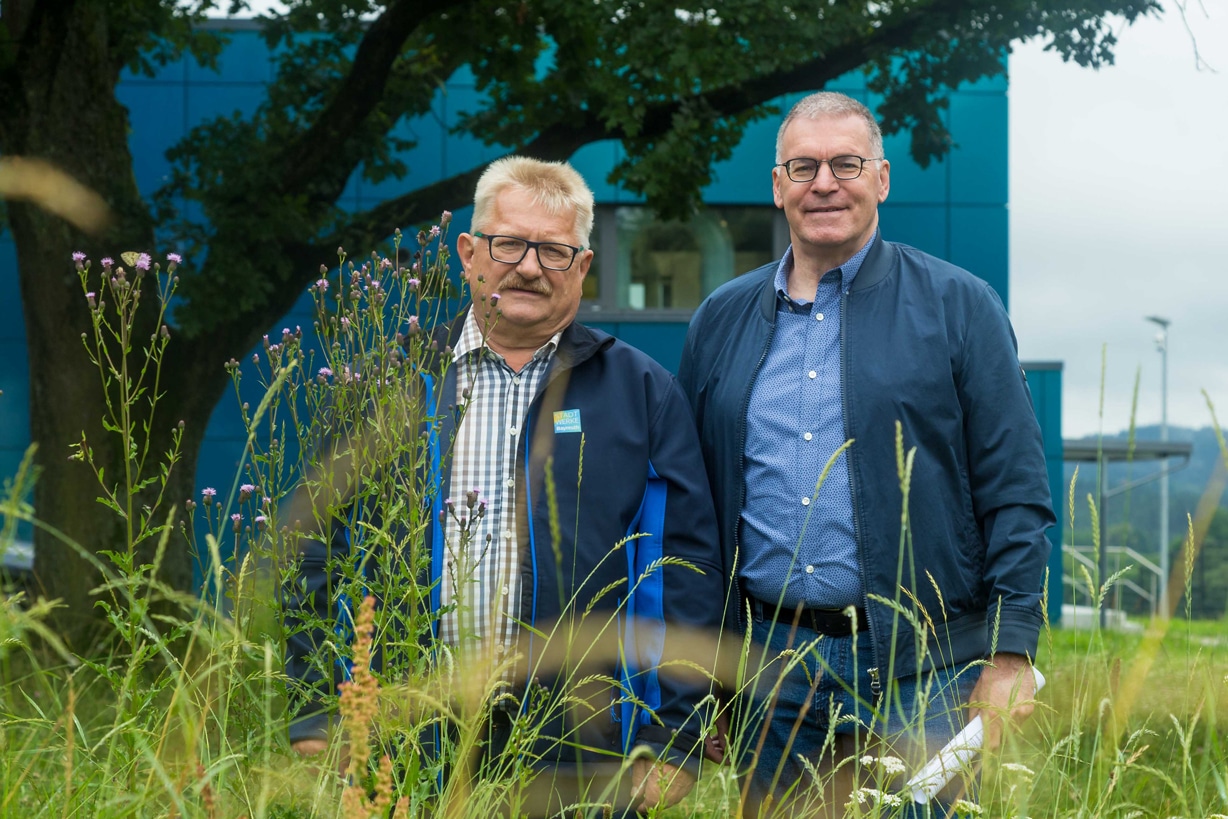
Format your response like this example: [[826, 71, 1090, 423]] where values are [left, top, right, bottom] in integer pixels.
[[2, 241, 1227, 817]]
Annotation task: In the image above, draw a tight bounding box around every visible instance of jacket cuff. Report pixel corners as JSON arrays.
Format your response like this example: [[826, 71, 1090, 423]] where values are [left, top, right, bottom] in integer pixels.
[[630, 724, 706, 778], [288, 708, 333, 745], [990, 604, 1044, 659]]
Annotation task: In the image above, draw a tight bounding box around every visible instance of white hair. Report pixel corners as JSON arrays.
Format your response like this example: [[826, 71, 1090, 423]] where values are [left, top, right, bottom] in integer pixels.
[[776, 91, 885, 163], [471, 156, 595, 246]]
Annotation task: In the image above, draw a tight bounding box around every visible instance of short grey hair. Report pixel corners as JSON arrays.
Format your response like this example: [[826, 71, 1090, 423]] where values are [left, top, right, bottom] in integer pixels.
[[471, 156, 595, 246], [775, 92, 884, 163]]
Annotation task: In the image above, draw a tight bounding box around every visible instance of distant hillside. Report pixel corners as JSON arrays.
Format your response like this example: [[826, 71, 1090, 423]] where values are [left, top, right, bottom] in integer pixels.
[[1062, 424, 1226, 551]]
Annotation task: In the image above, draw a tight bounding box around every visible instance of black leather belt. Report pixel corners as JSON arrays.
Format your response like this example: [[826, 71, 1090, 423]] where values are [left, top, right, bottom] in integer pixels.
[[750, 596, 868, 637]]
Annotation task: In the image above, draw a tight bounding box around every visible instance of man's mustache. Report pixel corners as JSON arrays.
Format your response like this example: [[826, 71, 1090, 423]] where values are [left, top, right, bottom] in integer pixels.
[[498, 273, 552, 296]]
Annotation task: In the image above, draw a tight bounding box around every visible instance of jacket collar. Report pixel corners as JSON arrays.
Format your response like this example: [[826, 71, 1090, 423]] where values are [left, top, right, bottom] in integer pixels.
[[432, 312, 614, 373], [758, 233, 897, 320]]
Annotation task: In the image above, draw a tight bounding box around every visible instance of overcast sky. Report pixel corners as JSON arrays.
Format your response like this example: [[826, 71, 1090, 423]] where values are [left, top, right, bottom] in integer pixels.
[[1009, 0, 1228, 438]]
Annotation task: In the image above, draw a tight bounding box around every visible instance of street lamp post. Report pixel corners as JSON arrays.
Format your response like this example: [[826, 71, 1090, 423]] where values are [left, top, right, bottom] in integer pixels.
[[1146, 315, 1170, 618]]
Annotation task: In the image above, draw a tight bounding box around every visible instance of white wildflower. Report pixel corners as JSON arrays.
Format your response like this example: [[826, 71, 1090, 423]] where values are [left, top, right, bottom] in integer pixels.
[[845, 788, 901, 809], [1001, 762, 1036, 781], [952, 799, 984, 816], [879, 755, 906, 776], [847, 788, 880, 806]]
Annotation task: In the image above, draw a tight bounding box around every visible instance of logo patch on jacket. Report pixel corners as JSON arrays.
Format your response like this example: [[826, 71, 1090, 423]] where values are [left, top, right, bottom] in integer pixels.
[[553, 409, 582, 433]]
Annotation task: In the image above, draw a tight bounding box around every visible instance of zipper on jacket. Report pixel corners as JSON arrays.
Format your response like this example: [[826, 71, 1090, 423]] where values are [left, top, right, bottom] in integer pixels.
[[733, 314, 774, 629], [840, 286, 882, 683]]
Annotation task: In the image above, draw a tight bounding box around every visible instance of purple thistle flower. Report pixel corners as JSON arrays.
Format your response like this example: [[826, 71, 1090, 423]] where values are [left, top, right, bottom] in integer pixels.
[[135, 253, 151, 271], [490, 293, 502, 303], [318, 367, 333, 378], [167, 252, 182, 264], [86, 291, 96, 300], [316, 278, 329, 291], [72, 251, 86, 262], [407, 278, 420, 290], [252, 353, 260, 364], [255, 515, 268, 528], [429, 225, 441, 238], [101, 257, 114, 268], [231, 513, 242, 522], [202, 487, 217, 497], [442, 210, 453, 222]]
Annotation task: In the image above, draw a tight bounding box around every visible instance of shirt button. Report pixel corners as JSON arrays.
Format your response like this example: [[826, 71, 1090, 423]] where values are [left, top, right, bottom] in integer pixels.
[[801, 497, 810, 506], [815, 313, 825, 321], [509, 426, 518, 436], [808, 370, 817, 379], [495, 644, 505, 654], [803, 432, 813, 441], [513, 377, 521, 385], [505, 477, 515, 488], [805, 565, 815, 574], [502, 585, 510, 595], [503, 529, 514, 541]]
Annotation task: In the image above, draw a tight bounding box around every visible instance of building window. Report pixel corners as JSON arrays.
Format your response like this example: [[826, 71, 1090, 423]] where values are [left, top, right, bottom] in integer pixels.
[[583, 205, 784, 317]]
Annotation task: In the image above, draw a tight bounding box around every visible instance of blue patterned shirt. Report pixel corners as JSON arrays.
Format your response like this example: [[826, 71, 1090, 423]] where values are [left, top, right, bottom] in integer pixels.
[[739, 234, 875, 610]]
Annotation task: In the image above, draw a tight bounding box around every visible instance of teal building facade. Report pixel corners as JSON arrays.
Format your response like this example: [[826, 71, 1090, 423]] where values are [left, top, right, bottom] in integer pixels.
[[0, 22, 1062, 618]]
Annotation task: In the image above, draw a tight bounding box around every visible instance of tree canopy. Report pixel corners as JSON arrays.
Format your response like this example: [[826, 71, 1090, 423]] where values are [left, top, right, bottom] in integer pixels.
[[0, 0, 1161, 642]]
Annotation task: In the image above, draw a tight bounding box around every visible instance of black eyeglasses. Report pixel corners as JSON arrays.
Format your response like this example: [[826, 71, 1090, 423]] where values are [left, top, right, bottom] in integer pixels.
[[776, 155, 882, 182], [473, 232, 585, 271]]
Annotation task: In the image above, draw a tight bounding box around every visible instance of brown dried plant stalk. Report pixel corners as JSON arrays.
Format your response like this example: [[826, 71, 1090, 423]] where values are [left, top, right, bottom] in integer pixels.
[[339, 595, 396, 817]]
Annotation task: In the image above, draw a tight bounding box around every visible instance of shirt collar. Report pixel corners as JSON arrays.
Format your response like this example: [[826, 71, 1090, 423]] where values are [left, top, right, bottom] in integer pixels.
[[774, 231, 878, 304], [453, 306, 561, 364]]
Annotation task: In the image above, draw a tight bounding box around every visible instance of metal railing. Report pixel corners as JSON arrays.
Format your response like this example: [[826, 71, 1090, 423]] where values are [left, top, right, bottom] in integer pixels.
[[1061, 542, 1161, 618]]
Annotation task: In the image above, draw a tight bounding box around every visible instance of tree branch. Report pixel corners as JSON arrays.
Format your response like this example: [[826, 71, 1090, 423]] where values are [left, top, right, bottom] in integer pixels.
[[174, 0, 990, 381], [317, 0, 954, 255], [275, 0, 462, 197]]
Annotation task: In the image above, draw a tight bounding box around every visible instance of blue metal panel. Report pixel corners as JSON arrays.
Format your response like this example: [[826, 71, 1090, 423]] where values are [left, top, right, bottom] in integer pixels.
[[586, 322, 689, 373], [116, 83, 188, 195], [948, 206, 1008, 307], [704, 116, 777, 205], [439, 85, 504, 178], [881, 137, 949, 205], [360, 107, 448, 203], [879, 203, 949, 261], [569, 140, 626, 202], [0, 239, 24, 342], [948, 92, 1008, 205], [186, 83, 267, 130], [187, 29, 272, 83], [120, 54, 188, 85], [0, 342, 30, 448], [1022, 363, 1065, 625]]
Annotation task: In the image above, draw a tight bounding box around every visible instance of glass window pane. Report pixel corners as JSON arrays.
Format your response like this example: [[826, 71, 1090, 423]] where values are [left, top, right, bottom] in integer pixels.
[[582, 230, 600, 301], [614, 206, 776, 311]]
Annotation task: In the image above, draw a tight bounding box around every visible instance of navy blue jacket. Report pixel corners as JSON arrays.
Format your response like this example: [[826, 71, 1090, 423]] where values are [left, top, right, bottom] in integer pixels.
[[677, 236, 1055, 679], [287, 319, 726, 769]]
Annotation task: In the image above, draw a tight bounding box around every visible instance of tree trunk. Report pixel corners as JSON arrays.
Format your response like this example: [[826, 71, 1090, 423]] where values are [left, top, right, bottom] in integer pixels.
[[3, 2, 217, 649]]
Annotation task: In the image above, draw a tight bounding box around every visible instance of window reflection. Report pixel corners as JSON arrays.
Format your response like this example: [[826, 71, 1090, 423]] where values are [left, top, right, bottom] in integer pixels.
[[613, 206, 775, 311]]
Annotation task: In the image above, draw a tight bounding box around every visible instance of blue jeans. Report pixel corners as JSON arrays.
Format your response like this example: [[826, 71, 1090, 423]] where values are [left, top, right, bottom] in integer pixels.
[[736, 611, 982, 817]]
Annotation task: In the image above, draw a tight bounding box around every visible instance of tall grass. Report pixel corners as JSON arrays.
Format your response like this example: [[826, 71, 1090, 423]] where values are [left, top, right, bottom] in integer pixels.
[[1, 238, 1226, 817]]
